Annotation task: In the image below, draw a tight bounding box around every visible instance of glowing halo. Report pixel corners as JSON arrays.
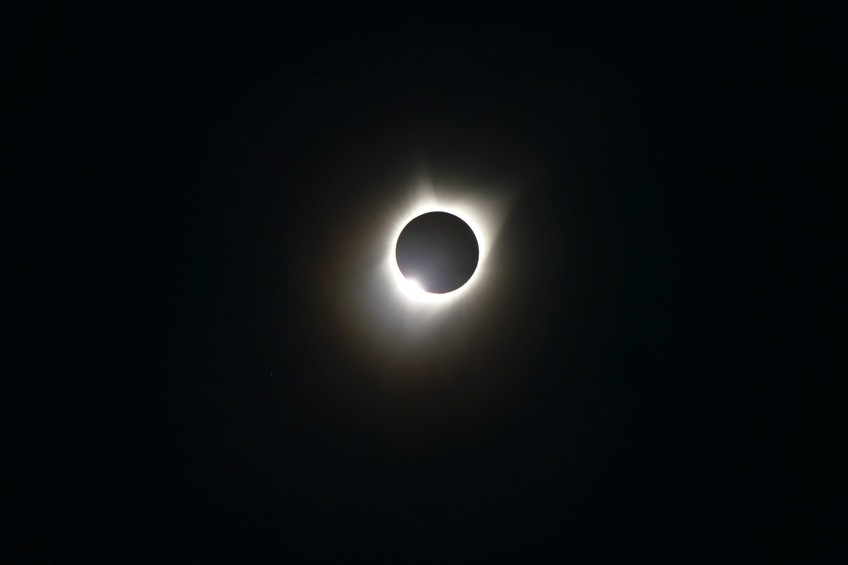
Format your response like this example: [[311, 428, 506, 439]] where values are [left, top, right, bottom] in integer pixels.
[[384, 187, 494, 306], [322, 177, 512, 374]]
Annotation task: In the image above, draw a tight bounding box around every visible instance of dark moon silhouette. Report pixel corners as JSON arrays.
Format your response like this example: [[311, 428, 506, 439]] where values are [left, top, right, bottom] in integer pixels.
[[395, 211, 479, 294]]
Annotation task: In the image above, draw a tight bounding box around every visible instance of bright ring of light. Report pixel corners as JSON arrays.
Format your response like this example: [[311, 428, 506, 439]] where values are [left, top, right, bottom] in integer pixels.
[[386, 194, 491, 305]]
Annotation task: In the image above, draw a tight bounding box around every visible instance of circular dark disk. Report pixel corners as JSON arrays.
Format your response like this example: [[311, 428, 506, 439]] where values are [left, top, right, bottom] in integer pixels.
[[395, 211, 480, 294]]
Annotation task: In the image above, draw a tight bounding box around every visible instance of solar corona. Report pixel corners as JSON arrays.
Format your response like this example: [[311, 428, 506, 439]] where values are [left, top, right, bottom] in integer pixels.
[[385, 192, 494, 305]]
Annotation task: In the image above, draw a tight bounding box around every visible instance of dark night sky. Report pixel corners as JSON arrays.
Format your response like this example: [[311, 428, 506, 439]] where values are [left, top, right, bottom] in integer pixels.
[[4, 4, 838, 562]]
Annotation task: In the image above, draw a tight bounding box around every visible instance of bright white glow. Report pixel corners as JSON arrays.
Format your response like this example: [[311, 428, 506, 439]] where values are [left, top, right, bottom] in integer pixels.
[[321, 176, 512, 373], [385, 183, 496, 306]]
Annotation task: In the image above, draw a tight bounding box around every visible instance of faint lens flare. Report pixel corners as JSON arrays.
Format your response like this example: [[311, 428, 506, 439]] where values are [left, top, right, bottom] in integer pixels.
[[384, 181, 502, 307]]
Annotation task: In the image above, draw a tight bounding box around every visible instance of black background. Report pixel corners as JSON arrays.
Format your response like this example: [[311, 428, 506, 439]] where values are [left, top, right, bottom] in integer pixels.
[[5, 4, 838, 562]]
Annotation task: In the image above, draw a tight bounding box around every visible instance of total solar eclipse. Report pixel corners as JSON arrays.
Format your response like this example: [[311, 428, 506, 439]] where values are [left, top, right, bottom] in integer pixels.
[[395, 211, 480, 294]]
